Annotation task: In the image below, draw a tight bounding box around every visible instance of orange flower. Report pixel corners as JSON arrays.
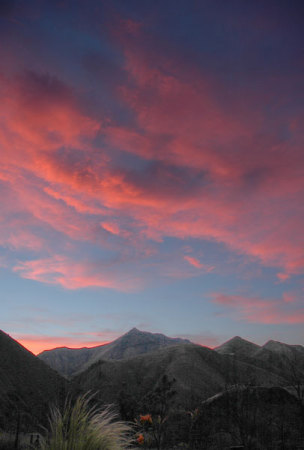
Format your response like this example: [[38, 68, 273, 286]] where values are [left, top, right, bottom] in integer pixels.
[[140, 414, 152, 424], [137, 434, 144, 444]]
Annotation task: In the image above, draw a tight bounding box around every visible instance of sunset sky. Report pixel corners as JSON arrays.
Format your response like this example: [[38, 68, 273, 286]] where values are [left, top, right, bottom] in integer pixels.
[[1, 0, 303, 354]]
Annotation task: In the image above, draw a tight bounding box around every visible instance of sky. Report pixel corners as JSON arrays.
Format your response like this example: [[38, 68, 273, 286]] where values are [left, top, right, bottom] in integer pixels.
[[0, 0, 304, 354]]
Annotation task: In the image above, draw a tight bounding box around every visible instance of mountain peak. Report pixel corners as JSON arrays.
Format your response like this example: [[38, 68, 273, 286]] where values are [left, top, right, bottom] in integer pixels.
[[215, 336, 260, 356], [263, 340, 289, 351], [38, 328, 191, 377], [126, 327, 141, 334], [229, 336, 244, 342], [263, 340, 304, 355]]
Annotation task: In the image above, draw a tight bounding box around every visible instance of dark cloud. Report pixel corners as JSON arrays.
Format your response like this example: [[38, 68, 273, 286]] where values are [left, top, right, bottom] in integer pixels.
[[0, 0, 15, 17], [82, 51, 125, 87], [17, 70, 73, 106], [242, 167, 271, 191], [122, 161, 209, 198]]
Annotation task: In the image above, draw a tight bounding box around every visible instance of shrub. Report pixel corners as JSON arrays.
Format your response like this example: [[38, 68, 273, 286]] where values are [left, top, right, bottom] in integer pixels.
[[41, 394, 134, 450]]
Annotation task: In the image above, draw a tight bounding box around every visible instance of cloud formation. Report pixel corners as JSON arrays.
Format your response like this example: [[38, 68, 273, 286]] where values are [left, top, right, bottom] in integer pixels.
[[212, 292, 304, 324], [13, 255, 142, 291], [0, 5, 303, 305]]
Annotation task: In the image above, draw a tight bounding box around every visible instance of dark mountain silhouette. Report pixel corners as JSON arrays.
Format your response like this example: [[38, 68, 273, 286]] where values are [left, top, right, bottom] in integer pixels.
[[263, 339, 304, 357], [0, 330, 67, 432], [38, 328, 191, 378], [215, 336, 304, 405], [39, 329, 304, 399], [1, 328, 304, 447], [193, 385, 304, 449], [215, 336, 304, 362], [71, 342, 287, 412]]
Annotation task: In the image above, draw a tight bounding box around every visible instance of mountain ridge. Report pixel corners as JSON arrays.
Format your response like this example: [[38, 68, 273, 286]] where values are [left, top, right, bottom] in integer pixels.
[[38, 328, 191, 378], [38, 329, 304, 379], [71, 341, 288, 413]]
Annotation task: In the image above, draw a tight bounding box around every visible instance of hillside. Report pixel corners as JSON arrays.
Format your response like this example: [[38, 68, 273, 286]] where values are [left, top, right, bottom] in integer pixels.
[[215, 336, 304, 389], [38, 328, 190, 377], [263, 339, 304, 357], [0, 330, 67, 432], [72, 342, 287, 415], [193, 385, 304, 448], [39, 330, 304, 397]]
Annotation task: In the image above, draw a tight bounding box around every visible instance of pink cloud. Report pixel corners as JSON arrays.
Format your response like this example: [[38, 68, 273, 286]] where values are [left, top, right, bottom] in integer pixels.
[[184, 255, 214, 272], [104, 23, 304, 276], [184, 256, 204, 269], [212, 292, 304, 324], [0, 21, 303, 291], [13, 256, 142, 291], [277, 272, 290, 282], [101, 222, 121, 235], [282, 292, 297, 303]]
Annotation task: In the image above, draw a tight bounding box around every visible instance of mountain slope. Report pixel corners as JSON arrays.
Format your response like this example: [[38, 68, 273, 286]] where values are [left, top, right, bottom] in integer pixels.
[[72, 343, 287, 413], [0, 330, 67, 431], [38, 346, 95, 379], [38, 328, 190, 377], [216, 336, 304, 388], [194, 386, 303, 448], [262, 339, 304, 357]]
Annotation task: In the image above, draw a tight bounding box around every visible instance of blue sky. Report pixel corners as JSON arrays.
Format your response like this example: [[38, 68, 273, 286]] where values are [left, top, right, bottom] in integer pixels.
[[0, 0, 303, 353]]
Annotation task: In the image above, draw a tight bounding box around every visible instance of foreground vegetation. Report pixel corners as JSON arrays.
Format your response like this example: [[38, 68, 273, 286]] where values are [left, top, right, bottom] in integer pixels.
[[0, 394, 134, 450], [41, 394, 134, 450], [1, 382, 304, 449]]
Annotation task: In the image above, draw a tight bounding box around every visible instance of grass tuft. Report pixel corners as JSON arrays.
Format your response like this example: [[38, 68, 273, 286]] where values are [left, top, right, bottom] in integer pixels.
[[41, 394, 134, 450]]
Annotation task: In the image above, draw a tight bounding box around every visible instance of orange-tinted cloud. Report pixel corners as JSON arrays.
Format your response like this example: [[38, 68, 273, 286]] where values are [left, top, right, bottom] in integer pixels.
[[101, 222, 121, 235], [277, 272, 290, 282], [13, 255, 142, 291], [103, 21, 304, 276], [212, 292, 304, 324], [0, 19, 303, 292], [184, 256, 204, 269], [184, 255, 214, 272], [14, 332, 117, 355]]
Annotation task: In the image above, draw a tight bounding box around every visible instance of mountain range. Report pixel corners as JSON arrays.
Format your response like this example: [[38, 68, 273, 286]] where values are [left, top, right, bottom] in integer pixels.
[[71, 341, 288, 412], [38, 328, 304, 388], [1, 327, 303, 443], [38, 327, 190, 378], [68, 333, 303, 412]]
